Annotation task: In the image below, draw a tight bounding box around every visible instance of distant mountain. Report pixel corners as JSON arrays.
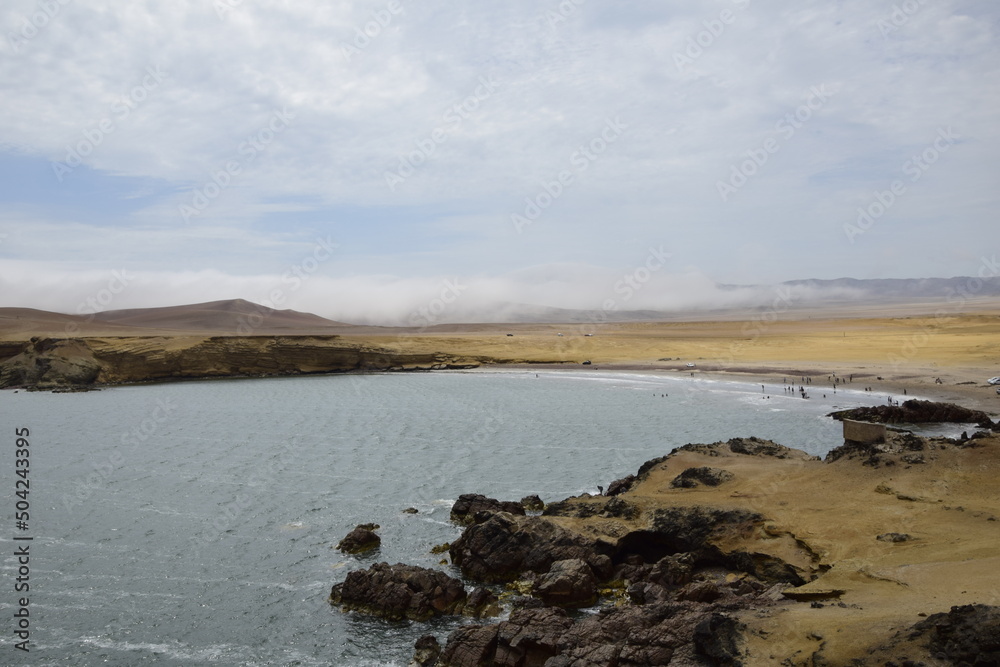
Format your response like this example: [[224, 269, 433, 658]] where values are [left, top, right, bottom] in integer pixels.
[[778, 277, 1000, 299], [90, 299, 353, 332], [0, 299, 354, 337], [424, 276, 1000, 324]]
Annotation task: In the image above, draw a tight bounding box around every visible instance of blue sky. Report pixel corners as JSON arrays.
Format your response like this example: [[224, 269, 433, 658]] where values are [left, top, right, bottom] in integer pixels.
[[1, 0, 998, 324]]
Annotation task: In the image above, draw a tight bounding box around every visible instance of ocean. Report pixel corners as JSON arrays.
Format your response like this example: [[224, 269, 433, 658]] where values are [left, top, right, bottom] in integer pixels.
[[0, 369, 937, 665]]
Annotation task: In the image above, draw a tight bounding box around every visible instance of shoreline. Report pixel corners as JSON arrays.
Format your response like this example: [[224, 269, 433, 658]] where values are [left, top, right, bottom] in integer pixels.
[[480, 360, 1000, 415]]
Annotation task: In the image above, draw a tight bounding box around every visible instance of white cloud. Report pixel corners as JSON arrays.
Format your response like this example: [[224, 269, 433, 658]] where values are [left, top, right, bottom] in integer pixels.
[[0, 0, 998, 315]]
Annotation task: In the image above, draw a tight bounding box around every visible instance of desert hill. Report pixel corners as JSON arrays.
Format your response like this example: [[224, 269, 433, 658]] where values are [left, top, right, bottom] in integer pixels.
[[0, 299, 356, 338]]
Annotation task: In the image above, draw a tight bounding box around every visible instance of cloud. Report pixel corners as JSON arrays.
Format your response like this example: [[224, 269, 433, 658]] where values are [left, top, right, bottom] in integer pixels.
[[1, 0, 998, 315]]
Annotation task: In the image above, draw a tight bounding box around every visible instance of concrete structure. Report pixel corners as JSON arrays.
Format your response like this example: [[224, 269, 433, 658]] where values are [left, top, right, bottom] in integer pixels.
[[843, 419, 887, 445]]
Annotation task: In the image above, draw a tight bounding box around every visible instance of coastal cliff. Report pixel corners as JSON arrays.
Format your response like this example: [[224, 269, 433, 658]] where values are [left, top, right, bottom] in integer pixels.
[[332, 429, 1000, 665], [0, 335, 484, 390]]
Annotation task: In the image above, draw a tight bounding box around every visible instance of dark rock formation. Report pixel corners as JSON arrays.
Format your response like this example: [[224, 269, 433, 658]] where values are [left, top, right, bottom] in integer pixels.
[[336, 523, 380, 554], [520, 494, 545, 511], [825, 429, 959, 466], [909, 604, 1000, 665], [329, 562, 467, 621], [0, 335, 483, 390], [0, 338, 101, 390], [829, 399, 994, 428], [450, 494, 525, 525], [532, 558, 598, 608], [670, 466, 735, 488], [448, 513, 615, 583], [605, 473, 636, 496], [877, 532, 913, 543], [726, 436, 801, 458], [410, 635, 441, 667], [694, 613, 745, 665], [543, 496, 639, 520], [434, 602, 748, 666]]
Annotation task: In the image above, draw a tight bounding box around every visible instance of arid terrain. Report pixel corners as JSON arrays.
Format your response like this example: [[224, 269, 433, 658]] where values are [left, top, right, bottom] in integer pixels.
[[4, 299, 1000, 663], [1, 300, 999, 412]]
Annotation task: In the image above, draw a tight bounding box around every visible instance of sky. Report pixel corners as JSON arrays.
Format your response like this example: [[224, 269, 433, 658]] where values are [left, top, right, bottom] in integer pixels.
[[0, 0, 998, 324]]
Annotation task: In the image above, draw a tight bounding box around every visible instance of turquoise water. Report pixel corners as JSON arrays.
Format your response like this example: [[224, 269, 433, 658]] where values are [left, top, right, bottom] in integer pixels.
[[0, 370, 910, 665]]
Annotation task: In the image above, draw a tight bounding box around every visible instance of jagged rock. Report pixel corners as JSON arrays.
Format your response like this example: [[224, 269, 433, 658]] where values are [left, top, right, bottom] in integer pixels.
[[464, 587, 500, 619], [678, 580, 723, 603], [494, 606, 574, 664], [636, 454, 671, 479], [605, 474, 636, 496], [449, 513, 614, 583], [829, 399, 994, 428], [409, 635, 440, 667], [670, 466, 735, 488], [336, 523, 380, 554], [824, 429, 961, 467], [520, 495, 545, 511], [727, 436, 798, 458], [909, 604, 1000, 665], [329, 562, 466, 621], [533, 558, 598, 608], [648, 553, 696, 587], [438, 601, 748, 666], [543, 496, 639, 520], [694, 613, 745, 665], [877, 532, 913, 543], [617, 506, 763, 562], [438, 624, 499, 667], [450, 493, 525, 525]]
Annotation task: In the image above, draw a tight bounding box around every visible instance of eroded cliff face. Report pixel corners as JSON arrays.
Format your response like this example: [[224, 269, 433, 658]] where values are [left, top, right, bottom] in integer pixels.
[[0, 336, 482, 390]]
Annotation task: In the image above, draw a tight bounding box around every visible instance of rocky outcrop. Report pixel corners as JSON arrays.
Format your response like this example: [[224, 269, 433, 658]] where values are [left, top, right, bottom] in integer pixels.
[[670, 466, 734, 488], [336, 523, 381, 554], [329, 562, 468, 621], [449, 513, 615, 583], [0, 338, 101, 390], [450, 494, 525, 525], [520, 495, 545, 511], [0, 335, 482, 390], [605, 474, 636, 496], [825, 429, 966, 466], [532, 558, 598, 608], [410, 635, 442, 667], [866, 604, 1000, 665], [431, 602, 749, 666], [829, 399, 994, 427], [542, 495, 640, 520], [908, 604, 1000, 665]]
